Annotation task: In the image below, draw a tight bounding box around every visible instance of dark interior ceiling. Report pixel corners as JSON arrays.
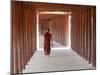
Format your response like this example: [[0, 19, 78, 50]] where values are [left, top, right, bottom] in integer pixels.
[[13, 1, 95, 13], [30, 2, 94, 12], [31, 2, 79, 12], [31, 2, 94, 21]]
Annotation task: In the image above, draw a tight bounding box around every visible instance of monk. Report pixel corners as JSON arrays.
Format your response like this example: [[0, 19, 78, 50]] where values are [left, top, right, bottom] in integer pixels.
[[44, 28, 53, 57]]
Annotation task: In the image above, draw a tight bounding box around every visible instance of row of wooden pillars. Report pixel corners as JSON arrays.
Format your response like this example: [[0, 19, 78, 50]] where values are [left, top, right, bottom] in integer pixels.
[[12, 1, 37, 74], [71, 6, 96, 67]]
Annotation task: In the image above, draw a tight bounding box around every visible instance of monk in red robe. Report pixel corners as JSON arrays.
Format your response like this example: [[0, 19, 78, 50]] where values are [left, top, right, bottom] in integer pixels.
[[44, 28, 53, 57]]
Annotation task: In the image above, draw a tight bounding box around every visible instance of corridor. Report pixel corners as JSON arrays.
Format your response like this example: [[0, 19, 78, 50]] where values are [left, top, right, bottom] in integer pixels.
[[23, 33, 94, 73], [23, 49, 94, 73], [12, 1, 96, 74]]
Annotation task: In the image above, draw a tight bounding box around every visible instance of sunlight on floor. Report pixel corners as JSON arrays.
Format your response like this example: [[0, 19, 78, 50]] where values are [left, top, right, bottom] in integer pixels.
[[23, 49, 94, 73]]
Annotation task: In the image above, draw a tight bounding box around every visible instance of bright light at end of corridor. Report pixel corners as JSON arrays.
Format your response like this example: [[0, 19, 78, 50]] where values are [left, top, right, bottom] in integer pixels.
[[39, 11, 71, 15], [37, 11, 72, 50]]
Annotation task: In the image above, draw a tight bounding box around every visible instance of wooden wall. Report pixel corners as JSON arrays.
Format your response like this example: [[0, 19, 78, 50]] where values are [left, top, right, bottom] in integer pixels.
[[12, 1, 37, 74], [71, 6, 96, 67], [39, 15, 69, 46]]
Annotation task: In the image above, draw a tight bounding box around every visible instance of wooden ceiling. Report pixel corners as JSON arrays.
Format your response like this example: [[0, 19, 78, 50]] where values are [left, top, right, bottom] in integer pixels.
[[29, 2, 95, 12], [13, 1, 95, 12], [28, 2, 94, 20], [39, 14, 66, 21], [30, 2, 81, 12]]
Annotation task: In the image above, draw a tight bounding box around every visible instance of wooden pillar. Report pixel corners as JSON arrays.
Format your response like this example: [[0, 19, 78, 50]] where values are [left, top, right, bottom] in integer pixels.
[[93, 6, 96, 67], [71, 10, 76, 51], [12, 1, 18, 74], [83, 7, 87, 59], [88, 7, 92, 64], [79, 8, 81, 56], [80, 7, 83, 57], [82, 7, 87, 59], [76, 10, 79, 54], [81, 6, 85, 58]]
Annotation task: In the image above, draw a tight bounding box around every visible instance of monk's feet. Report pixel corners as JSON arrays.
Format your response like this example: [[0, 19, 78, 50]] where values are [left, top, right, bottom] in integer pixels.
[[47, 55, 50, 57]]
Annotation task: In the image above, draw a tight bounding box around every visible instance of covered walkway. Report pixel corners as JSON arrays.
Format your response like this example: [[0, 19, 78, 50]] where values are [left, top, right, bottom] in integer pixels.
[[12, 1, 96, 74]]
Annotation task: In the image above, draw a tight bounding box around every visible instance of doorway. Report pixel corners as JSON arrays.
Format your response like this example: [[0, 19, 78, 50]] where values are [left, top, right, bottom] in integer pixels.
[[36, 11, 71, 50]]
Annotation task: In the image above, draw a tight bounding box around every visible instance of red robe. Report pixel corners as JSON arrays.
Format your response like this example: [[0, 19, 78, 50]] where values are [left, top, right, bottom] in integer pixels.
[[44, 32, 52, 56]]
